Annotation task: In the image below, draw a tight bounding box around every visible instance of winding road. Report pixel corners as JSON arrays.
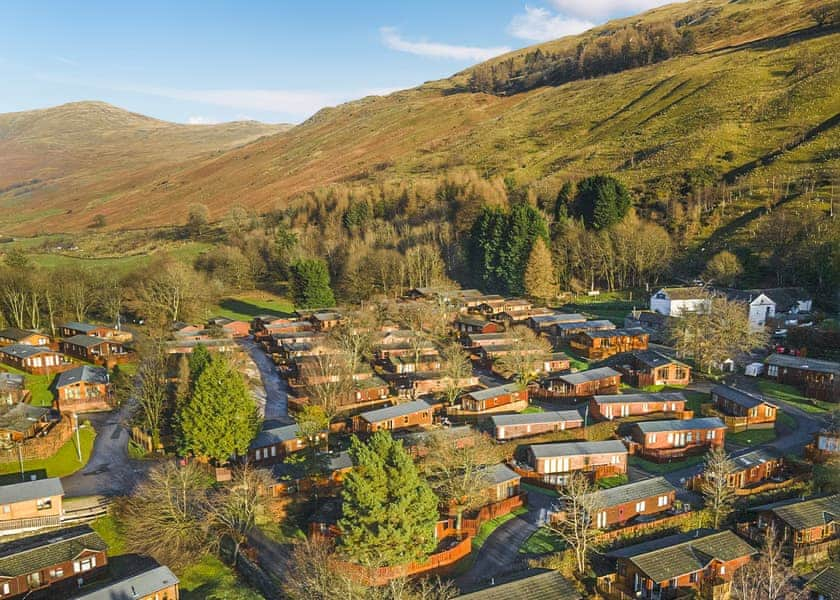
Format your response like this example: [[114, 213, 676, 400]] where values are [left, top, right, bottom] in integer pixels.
[[238, 337, 292, 424]]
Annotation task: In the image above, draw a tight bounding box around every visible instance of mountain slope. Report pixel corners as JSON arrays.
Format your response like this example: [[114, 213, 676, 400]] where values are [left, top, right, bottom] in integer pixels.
[[1, 0, 838, 234], [0, 101, 288, 230]]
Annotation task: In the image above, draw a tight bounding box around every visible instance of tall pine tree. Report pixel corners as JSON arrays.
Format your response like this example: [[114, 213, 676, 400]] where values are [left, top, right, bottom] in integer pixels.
[[178, 354, 261, 463], [338, 431, 439, 567], [524, 237, 556, 302], [289, 258, 336, 308]]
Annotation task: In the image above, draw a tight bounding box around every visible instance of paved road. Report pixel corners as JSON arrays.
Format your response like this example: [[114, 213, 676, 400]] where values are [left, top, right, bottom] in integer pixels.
[[456, 491, 558, 592], [239, 337, 292, 424], [61, 401, 150, 497]]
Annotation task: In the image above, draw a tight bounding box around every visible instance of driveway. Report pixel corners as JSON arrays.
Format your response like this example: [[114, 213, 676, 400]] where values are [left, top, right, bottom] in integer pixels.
[[456, 490, 557, 592], [238, 337, 292, 424]]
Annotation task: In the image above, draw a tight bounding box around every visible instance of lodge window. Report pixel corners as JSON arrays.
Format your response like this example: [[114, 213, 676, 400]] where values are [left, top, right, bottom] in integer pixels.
[[675, 367, 687, 380], [27, 572, 42, 587], [720, 566, 726, 575], [767, 365, 778, 376], [73, 556, 96, 573], [706, 430, 715, 440], [670, 578, 678, 589], [658, 495, 669, 507], [649, 433, 656, 443], [635, 501, 646, 512], [0, 582, 8, 595], [36, 498, 52, 510], [2, 505, 9, 513], [49, 567, 64, 578], [689, 572, 698, 583], [765, 406, 773, 417]]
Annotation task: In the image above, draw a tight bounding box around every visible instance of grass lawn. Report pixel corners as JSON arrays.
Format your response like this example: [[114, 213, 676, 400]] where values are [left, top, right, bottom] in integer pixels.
[[91, 514, 127, 556], [521, 482, 560, 498], [520, 405, 544, 414], [0, 365, 56, 407], [472, 507, 529, 550], [629, 453, 706, 475], [598, 474, 629, 489], [211, 290, 295, 321], [727, 427, 777, 446], [0, 426, 95, 479], [777, 411, 797, 431], [757, 380, 833, 413], [681, 390, 710, 414], [518, 527, 566, 554]]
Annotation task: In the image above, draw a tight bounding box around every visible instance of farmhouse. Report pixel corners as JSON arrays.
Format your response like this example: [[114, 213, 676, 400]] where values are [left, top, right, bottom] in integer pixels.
[[541, 367, 621, 399], [569, 328, 649, 360], [354, 399, 433, 433], [54, 365, 110, 412], [765, 354, 840, 402], [0, 328, 52, 348], [552, 319, 615, 339], [0, 525, 108, 598], [0, 373, 28, 404], [461, 383, 527, 412], [649, 287, 710, 317], [458, 568, 582, 600], [0, 403, 50, 443], [711, 384, 777, 425], [587, 476, 676, 529], [59, 335, 129, 363], [590, 392, 687, 421], [0, 345, 68, 375], [0, 478, 64, 534], [630, 417, 726, 459], [524, 440, 628, 484], [490, 410, 583, 440], [612, 350, 690, 388], [606, 529, 755, 599], [74, 565, 180, 600]]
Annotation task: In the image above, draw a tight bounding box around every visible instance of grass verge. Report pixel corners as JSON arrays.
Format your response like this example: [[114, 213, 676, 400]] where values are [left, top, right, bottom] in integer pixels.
[[518, 527, 566, 554], [597, 474, 629, 489], [727, 427, 777, 446], [757, 380, 833, 413], [472, 507, 529, 550], [629, 453, 706, 475], [0, 426, 95, 478]]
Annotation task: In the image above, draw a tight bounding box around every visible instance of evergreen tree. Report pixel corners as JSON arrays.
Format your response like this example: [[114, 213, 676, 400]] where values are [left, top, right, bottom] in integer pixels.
[[338, 431, 439, 567], [179, 354, 261, 463], [574, 175, 632, 230], [554, 181, 574, 223], [524, 237, 556, 302], [188, 344, 212, 384], [289, 259, 336, 308]]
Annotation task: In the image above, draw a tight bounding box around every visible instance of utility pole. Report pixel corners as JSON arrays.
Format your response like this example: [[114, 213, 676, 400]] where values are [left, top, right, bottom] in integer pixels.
[[74, 413, 82, 462], [17, 443, 24, 481]]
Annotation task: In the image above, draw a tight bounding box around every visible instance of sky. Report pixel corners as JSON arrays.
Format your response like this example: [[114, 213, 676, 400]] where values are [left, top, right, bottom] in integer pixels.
[[0, 0, 680, 124]]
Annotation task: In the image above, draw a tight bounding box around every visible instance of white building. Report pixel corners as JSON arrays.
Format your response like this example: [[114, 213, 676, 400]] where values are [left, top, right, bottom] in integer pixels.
[[725, 288, 813, 330], [649, 287, 710, 317]]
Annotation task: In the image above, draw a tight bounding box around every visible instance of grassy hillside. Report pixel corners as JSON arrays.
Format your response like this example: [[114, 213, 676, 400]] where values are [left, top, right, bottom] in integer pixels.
[[0, 0, 837, 237]]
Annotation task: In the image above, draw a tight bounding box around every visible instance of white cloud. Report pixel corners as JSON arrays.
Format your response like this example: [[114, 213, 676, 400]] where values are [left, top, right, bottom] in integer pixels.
[[187, 115, 219, 125], [508, 6, 593, 42], [380, 27, 511, 62], [54, 56, 78, 66], [547, 0, 683, 21]]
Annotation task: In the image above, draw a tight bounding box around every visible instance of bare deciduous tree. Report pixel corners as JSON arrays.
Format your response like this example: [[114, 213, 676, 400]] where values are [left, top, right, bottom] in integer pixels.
[[546, 471, 602, 576], [494, 325, 551, 385], [439, 340, 473, 406], [731, 522, 799, 600], [700, 446, 736, 529], [134, 339, 169, 451], [301, 350, 355, 446], [282, 538, 366, 600]]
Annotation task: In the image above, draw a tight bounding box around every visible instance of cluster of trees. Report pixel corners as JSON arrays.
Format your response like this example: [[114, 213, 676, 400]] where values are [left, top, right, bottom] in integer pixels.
[[468, 21, 695, 95]]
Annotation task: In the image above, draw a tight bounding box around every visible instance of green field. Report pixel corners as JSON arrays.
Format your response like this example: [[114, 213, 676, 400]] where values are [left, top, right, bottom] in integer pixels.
[[518, 527, 566, 555], [629, 453, 706, 475], [210, 291, 295, 321], [0, 425, 95, 478], [757, 380, 834, 413]]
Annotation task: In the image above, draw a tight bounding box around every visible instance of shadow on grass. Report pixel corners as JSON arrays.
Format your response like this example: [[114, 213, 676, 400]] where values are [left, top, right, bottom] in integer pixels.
[[218, 298, 294, 320], [0, 469, 47, 486]]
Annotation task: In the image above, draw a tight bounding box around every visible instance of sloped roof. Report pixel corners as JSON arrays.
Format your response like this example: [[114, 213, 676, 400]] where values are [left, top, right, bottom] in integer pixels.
[[458, 569, 581, 599], [808, 563, 840, 600], [656, 287, 707, 300], [554, 367, 621, 385], [554, 319, 615, 332], [0, 372, 25, 390], [592, 392, 686, 405], [465, 383, 523, 402], [711, 384, 773, 410], [629, 350, 685, 369], [61, 322, 99, 332], [55, 365, 109, 388], [0, 344, 55, 359], [529, 313, 586, 324], [611, 529, 755, 583], [765, 353, 840, 375], [0, 403, 49, 433], [584, 327, 647, 339], [752, 494, 839, 531], [74, 566, 179, 600], [587, 477, 675, 509], [483, 463, 520, 486], [528, 440, 627, 459], [0, 328, 41, 341], [0, 478, 64, 504], [250, 423, 300, 449], [359, 399, 431, 424], [731, 447, 781, 471], [0, 525, 107, 577], [633, 417, 725, 434], [62, 334, 111, 348], [491, 410, 583, 428]]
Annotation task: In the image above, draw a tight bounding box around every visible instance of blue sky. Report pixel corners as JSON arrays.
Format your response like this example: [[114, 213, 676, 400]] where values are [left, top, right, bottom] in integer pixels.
[[0, 0, 679, 124]]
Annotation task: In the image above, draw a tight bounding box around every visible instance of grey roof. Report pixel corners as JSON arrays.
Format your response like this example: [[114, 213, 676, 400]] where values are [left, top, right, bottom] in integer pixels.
[[554, 319, 615, 332], [0, 372, 25, 389], [73, 565, 180, 600], [359, 399, 432, 423], [0, 478, 64, 504], [0, 344, 55, 359], [62, 334, 110, 348], [592, 392, 686, 405], [0, 328, 41, 341], [61, 322, 99, 333], [529, 313, 586, 324], [765, 353, 840, 375], [633, 417, 725, 434], [751, 494, 839, 531], [458, 568, 581, 600], [466, 332, 507, 342], [731, 447, 782, 471], [466, 383, 523, 402], [655, 287, 707, 300], [250, 423, 300, 449], [0, 525, 107, 577], [554, 367, 621, 385], [484, 463, 520, 486], [711, 384, 773, 410], [0, 403, 49, 433], [629, 350, 684, 369], [610, 529, 755, 583], [808, 564, 840, 600], [528, 440, 627, 459], [584, 327, 646, 339], [588, 477, 675, 508], [55, 365, 109, 388], [491, 410, 583, 428]]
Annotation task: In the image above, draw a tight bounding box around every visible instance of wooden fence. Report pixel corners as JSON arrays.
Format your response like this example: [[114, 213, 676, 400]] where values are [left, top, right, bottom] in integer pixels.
[[592, 510, 694, 544], [792, 538, 839, 566], [456, 494, 526, 536], [732, 475, 804, 496]]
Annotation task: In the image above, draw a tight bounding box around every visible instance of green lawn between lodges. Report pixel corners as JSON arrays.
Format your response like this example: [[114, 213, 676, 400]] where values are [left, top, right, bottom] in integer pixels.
[[629, 453, 706, 475], [472, 506, 529, 550], [0, 365, 56, 407], [518, 526, 566, 555], [727, 427, 777, 447], [520, 405, 544, 414], [757, 380, 834, 413], [597, 474, 629, 489], [0, 425, 95, 479]]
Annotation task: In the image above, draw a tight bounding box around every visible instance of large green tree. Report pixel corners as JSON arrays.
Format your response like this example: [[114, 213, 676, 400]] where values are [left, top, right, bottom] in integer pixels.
[[573, 175, 632, 230], [178, 354, 261, 462], [290, 258, 336, 308], [338, 431, 439, 567]]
